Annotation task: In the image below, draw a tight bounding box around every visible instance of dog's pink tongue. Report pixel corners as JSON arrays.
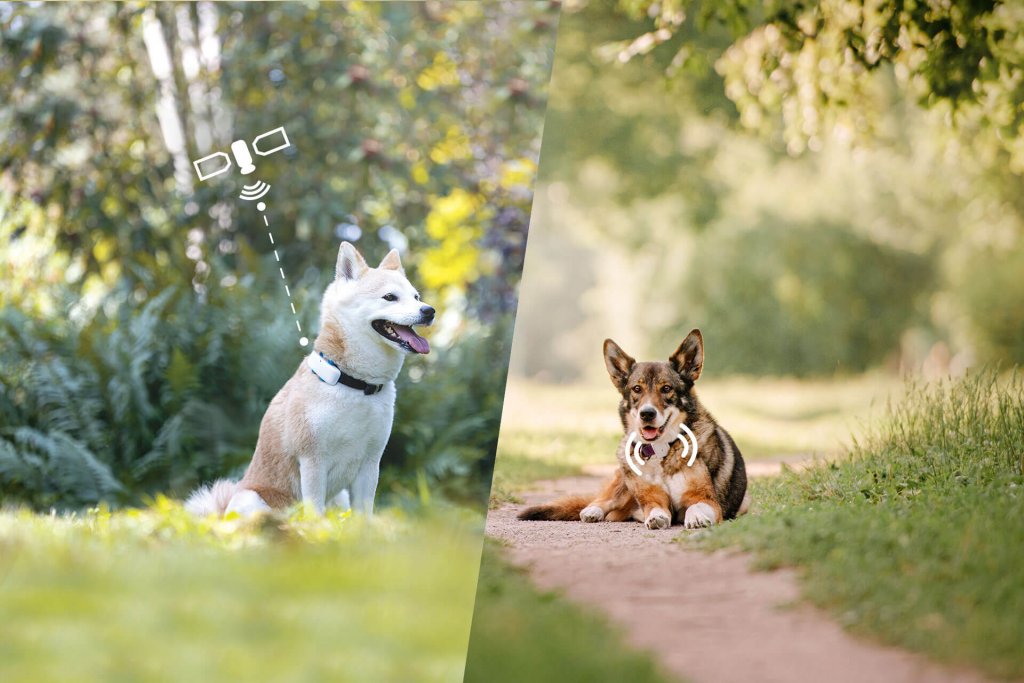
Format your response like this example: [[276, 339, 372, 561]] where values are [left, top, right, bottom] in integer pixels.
[[394, 325, 430, 354]]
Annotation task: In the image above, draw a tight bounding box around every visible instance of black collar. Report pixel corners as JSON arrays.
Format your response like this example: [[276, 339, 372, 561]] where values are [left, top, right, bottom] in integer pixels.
[[308, 350, 384, 395]]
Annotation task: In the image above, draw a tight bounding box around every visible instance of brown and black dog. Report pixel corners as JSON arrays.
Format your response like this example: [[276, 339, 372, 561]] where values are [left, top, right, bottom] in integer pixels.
[[519, 329, 749, 529]]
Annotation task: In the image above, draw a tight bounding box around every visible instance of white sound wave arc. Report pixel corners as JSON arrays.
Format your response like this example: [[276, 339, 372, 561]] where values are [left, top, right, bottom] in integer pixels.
[[625, 431, 644, 475], [676, 424, 699, 467], [239, 180, 271, 201]]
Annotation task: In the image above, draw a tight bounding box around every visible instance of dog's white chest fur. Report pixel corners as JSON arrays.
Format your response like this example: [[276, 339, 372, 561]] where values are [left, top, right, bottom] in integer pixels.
[[665, 472, 687, 508], [641, 467, 686, 505], [632, 441, 688, 511], [304, 377, 395, 499]]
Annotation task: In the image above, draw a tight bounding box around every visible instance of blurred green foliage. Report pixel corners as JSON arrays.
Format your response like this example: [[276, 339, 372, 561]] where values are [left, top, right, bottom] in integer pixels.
[[959, 243, 1024, 366], [1, 2, 554, 303], [609, 0, 1023, 162], [381, 318, 517, 503], [538, 0, 734, 225], [0, 286, 288, 509], [0, 2, 556, 509], [514, 1, 1024, 380], [685, 217, 933, 376]]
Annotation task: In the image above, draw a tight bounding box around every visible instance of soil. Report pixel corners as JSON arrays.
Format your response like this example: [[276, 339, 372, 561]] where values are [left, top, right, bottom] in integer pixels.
[[488, 463, 995, 683]]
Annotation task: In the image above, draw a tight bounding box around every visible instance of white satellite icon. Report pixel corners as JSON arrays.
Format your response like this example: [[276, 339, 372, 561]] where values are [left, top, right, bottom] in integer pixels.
[[192, 126, 291, 182]]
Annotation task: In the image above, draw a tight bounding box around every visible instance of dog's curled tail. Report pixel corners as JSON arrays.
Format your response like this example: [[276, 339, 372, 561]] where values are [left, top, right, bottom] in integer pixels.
[[517, 494, 593, 521], [184, 478, 239, 516]]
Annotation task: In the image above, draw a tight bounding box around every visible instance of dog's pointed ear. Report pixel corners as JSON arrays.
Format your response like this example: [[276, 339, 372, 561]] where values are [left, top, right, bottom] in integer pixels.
[[670, 329, 704, 382], [335, 242, 369, 281], [378, 248, 404, 273], [603, 339, 635, 390]]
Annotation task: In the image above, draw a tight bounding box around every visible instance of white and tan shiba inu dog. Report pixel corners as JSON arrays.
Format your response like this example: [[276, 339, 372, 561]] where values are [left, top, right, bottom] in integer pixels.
[[185, 241, 434, 517]]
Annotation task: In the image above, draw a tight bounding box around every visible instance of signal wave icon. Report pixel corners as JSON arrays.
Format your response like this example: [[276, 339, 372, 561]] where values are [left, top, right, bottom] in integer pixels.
[[239, 181, 271, 202]]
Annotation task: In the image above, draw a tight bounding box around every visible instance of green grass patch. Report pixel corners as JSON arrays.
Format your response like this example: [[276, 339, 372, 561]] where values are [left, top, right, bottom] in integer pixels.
[[489, 430, 620, 505], [696, 374, 903, 458], [463, 542, 676, 683], [0, 499, 484, 683], [489, 457, 578, 507], [693, 372, 1024, 679]]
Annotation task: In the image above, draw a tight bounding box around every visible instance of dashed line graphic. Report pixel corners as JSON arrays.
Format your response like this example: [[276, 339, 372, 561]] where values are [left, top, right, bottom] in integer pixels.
[[189, 127, 304, 347], [257, 199, 308, 347]]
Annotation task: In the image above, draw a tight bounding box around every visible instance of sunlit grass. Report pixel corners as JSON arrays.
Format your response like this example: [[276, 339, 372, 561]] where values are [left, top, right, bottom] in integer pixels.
[[0, 499, 484, 683], [694, 371, 1024, 679]]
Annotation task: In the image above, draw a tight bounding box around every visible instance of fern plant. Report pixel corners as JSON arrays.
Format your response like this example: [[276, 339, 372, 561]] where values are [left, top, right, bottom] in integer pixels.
[[0, 281, 298, 510]]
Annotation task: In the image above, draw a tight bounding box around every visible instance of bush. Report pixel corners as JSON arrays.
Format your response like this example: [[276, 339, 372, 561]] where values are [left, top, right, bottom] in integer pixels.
[[384, 318, 513, 505], [960, 243, 1024, 366], [0, 283, 294, 509], [679, 217, 932, 376]]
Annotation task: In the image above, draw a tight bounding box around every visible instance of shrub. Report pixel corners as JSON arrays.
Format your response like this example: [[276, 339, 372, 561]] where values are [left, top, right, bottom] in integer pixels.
[[679, 217, 932, 376], [0, 283, 294, 509], [383, 318, 513, 505], [960, 243, 1024, 366]]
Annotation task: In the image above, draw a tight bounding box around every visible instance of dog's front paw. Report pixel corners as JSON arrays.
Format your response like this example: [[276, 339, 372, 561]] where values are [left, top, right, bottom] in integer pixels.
[[645, 508, 671, 530], [683, 502, 717, 529], [580, 505, 605, 523]]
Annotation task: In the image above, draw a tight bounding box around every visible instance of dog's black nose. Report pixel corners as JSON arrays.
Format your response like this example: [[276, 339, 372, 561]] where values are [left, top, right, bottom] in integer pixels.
[[420, 305, 435, 320], [639, 408, 657, 422]]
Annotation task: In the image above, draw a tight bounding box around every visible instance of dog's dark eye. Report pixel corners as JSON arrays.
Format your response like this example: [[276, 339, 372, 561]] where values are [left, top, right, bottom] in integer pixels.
[[414, 293, 420, 301], [631, 385, 642, 394], [660, 385, 672, 394], [383, 293, 398, 302]]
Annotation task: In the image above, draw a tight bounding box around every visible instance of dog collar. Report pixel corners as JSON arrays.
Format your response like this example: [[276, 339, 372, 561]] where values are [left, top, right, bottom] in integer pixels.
[[306, 351, 383, 395]]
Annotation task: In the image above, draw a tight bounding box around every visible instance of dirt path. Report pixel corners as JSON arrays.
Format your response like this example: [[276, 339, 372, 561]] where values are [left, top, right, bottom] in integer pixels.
[[489, 464, 994, 683]]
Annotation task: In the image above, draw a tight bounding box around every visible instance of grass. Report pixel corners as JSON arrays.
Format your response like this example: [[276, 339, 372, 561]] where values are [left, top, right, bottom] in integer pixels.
[[489, 430, 619, 506], [0, 499, 484, 683], [462, 542, 676, 683], [692, 372, 1024, 679], [490, 374, 901, 504]]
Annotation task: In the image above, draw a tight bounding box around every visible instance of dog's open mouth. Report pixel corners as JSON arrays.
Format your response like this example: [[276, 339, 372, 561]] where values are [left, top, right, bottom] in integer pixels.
[[372, 320, 430, 354], [640, 422, 667, 442]]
